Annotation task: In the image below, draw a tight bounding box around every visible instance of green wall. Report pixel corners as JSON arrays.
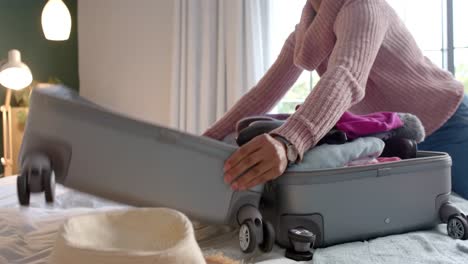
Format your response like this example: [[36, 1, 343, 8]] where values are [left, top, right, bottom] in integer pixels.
[[0, 0, 79, 174]]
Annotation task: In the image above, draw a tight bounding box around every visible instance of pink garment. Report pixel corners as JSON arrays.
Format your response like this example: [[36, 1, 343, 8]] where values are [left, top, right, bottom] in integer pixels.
[[347, 158, 379, 167], [203, 0, 465, 160], [376, 157, 402, 163], [347, 156, 402, 167], [335, 112, 403, 139]]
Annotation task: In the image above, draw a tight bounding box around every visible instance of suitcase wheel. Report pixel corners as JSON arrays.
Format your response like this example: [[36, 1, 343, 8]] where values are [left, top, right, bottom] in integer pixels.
[[44, 170, 56, 203], [285, 227, 315, 261], [259, 220, 275, 253], [17, 153, 55, 206], [447, 214, 468, 240], [239, 220, 258, 253], [17, 175, 30, 206], [285, 248, 313, 262]]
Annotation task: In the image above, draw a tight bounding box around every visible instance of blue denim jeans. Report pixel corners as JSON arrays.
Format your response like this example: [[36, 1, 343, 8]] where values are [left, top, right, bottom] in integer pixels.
[[418, 94, 468, 199]]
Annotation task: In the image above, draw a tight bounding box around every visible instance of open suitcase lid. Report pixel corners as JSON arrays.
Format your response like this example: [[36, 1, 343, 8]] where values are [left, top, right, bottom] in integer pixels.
[[21, 85, 265, 224]]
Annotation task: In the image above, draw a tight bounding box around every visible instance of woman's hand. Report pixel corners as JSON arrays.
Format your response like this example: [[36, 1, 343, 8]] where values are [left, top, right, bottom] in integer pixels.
[[224, 134, 288, 191]]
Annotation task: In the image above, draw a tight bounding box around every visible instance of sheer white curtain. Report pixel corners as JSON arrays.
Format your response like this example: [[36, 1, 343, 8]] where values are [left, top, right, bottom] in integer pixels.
[[171, 0, 271, 134]]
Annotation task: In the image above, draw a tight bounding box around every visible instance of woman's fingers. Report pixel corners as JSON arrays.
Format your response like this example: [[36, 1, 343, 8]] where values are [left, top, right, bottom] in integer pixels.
[[235, 151, 285, 190], [230, 161, 272, 190], [224, 136, 263, 172], [224, 149, 263, 184], [224, 133, 289, 190], [240, 169, 278, 191]]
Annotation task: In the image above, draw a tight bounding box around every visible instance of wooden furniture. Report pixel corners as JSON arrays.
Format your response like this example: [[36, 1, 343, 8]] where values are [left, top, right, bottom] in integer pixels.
[[1, 88, 28, 176]]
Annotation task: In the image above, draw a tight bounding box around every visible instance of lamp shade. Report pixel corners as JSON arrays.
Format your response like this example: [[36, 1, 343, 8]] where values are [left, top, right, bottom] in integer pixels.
[[0, 50, 33, 90], [41, 0, 72, 41]]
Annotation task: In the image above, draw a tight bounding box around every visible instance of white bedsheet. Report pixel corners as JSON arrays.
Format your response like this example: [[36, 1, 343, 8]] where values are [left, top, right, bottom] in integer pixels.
[[1, 176, 468, 264]]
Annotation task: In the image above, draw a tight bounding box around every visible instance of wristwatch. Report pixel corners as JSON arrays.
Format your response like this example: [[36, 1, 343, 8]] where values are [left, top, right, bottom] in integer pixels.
[[272, 135, 299, 165]]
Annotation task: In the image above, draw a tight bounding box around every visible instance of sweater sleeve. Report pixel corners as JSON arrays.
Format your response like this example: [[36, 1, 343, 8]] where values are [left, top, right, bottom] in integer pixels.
[[271, 0, 390, 160], [202, 31, 304, 140]]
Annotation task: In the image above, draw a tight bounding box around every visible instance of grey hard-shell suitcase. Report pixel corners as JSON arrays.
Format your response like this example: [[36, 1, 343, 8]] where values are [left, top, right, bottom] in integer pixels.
[[16, 85, 467, 259], [16, 85, 274, 253], [260, 153, 468, 260]]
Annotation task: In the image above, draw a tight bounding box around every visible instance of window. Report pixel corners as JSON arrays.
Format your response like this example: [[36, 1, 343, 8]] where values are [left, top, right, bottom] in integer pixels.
[[386, 0, 444, 67], [453, 0, 468, 89], [268, 0, 319, 114], [268, 0, 468, 114], [387, 0, 468, 89]]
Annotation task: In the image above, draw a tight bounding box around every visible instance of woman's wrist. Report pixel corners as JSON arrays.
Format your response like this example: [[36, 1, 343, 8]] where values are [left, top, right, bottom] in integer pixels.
[[271, 135, 299, 164]]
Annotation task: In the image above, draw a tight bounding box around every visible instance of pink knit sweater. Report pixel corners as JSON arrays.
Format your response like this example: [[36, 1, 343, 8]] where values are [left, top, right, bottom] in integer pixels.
[[203, 0, 465, 159]]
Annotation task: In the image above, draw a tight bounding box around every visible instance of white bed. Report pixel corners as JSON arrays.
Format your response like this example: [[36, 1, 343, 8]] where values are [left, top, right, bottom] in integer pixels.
[[1, 175, 468, 264]]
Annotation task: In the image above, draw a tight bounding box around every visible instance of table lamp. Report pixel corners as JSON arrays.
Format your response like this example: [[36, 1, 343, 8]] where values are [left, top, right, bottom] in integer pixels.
[[0, 49, 33, 176]]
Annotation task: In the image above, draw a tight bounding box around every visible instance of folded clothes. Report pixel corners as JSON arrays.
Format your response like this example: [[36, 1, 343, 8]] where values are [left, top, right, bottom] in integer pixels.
[[222, 132, 238, 146], [234, 114, 294, 133], [346, 157, 379, 167], [291, 137, 385, 170], [236, 119, 347, 147], [236, 120, 285, 146], [267, 109, 424, 142], [347, 156, 402, 167], [336, 112, 404, 139], [377, 157, 402, 163], [381, 137, 418, 159], [236, 116, 277, 134], [318, 129, 347, 145], [368, 113, 426, 143]]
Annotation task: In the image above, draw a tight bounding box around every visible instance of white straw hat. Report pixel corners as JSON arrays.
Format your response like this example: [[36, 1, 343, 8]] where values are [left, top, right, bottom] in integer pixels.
[[49, 208, 206, 264]]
